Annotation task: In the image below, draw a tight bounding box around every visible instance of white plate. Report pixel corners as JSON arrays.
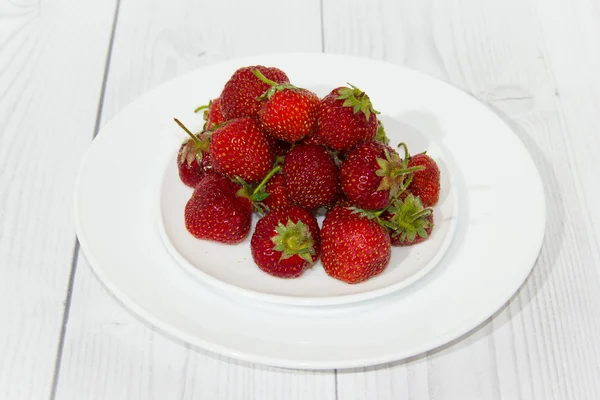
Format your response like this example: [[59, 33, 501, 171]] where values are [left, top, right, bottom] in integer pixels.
[[74, 53, 545, 369], [159, 116, 458, 306]]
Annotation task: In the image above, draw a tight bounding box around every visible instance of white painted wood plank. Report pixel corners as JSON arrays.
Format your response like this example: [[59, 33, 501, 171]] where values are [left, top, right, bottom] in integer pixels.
[[323, 0, 600, 399], [532, 0, 600, 278], [54, 1, 335, 399], [0, 1, 117, 399], [57, 255, 336, 400]]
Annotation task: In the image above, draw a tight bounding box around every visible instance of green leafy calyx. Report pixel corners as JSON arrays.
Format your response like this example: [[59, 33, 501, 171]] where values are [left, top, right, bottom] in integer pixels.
[[387, 194, 433, 243], [337, 83, 380, 121], [271, 219, 316, 263], [375, 120, 389, 145], [174, 118, 210, 166], [374, 148, 424, 197]]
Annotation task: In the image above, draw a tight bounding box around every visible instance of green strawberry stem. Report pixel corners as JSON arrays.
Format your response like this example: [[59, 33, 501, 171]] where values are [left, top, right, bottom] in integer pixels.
[[254, 69, 300, 100], [400, 173, 414, 191], [397, 142, 410, 161], [396, 142, 423, 191], [408, 208, 432, 223], [391, 165, 424, 177], [173, 118, 202, 147], [253, 69, 279, 87], [194, 104, 209, 113], [252, 165, 281, 196]]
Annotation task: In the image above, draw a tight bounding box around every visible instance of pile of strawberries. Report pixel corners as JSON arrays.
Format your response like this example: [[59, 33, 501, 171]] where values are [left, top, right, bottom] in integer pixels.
[[175, 65, 440, 284]]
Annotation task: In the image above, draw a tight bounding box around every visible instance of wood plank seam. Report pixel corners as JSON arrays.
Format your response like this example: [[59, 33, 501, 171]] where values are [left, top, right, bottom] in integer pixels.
[[320, 0, 325, 52], [49, 239, 79, 400], [48, 1, 122, 398], [321, 4, 338, 397]]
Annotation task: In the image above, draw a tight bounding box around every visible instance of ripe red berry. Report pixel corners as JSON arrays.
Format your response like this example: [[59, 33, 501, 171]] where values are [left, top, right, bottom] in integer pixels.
[[210, 117, 275, 183], [254, 69, 320, 143], [184, 172, 252, 244], [321, 205, 391, 284], [407, 153, 440, 207], [262, 173, 293, 212], [174, 118, 212, 188], [340, 141, 412, 210], [317, 85, 379, 151], [282, 144, 340, 210], [205, 98, 226, 131], [251, 206, 321, 278], [220, 65, 289, 120]]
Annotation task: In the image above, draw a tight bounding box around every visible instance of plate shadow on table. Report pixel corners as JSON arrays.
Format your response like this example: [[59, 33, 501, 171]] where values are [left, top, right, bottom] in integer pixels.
[[394, 102, 562, 310], [337, 102, 564, 373], [478, 101, 563, 308]]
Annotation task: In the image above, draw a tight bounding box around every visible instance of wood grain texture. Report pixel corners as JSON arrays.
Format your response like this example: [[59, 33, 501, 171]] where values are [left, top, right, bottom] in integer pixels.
[[2, 0, 599, 398], [55, 255, 336, 400], [53, 1, 335, 399], [0, 0, 117, 399], [323, 0, 600, 399]]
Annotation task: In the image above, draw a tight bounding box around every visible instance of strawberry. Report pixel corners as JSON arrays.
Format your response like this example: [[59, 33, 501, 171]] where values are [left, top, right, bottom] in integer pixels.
[[282, 144, 339, 210], [251, 206, 321, 278], [340, 141, 420, 210], [254, 69, 320, 143], [262, 173, 293, 212], [220, 65, 289, 120], [195, 98, 226, 131], [209, 117, 275, 183], [407, 153, 440, 208], [174, 118, 212, 188], [184, 172, 252, 244], [317, 84, 379, 151], [321, 205, 391, 284], [382, 194, 434, 246]]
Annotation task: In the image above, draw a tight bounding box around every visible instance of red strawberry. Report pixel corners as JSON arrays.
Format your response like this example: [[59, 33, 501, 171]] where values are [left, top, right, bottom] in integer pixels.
[[184, 172, 252, 244], [321, 205, 391, 284], [262, 173, 293, 212], [254, 69, 320, 143], [194, 98, 226, 131], [407, 153, 440, 207], [251, 206, 321, 278], [340, 141, 416, 210], [174, 118, 212, 188], [282, 144, 339, 210], [317, 84, 379, 151], [204, 98, 226, 131], [220, 65, 289, 120], [382, 194, 434, 246], [210, 117, 275, 183]]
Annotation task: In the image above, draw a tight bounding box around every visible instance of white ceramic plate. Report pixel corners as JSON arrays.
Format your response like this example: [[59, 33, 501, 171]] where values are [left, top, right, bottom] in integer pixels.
[[74, 53, 545, 369], [158, 114, 458, 306]]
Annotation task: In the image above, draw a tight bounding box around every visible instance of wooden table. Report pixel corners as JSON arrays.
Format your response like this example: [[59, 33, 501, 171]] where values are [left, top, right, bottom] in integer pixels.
[[2, 0, 600, 398]]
